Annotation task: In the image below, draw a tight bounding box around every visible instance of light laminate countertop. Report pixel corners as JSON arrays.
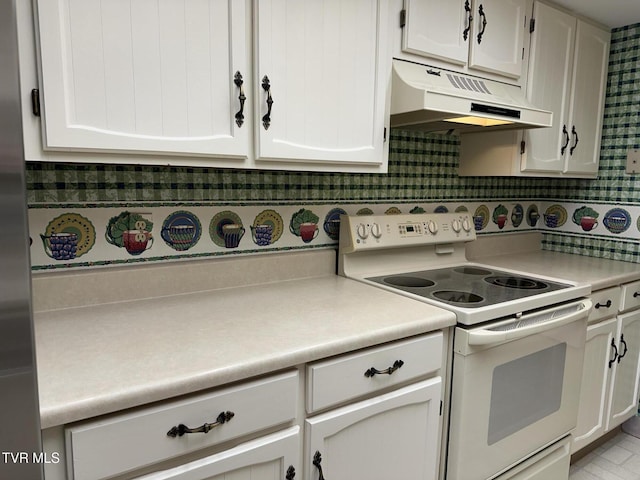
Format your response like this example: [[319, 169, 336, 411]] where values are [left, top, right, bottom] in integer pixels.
[[35, 238, 640, 430], [34, 251, 455, 429], [468, 233, 640, 291]]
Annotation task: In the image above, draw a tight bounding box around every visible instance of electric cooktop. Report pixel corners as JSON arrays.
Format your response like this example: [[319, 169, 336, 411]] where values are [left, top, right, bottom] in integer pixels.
[[366, 266, 571, 309]]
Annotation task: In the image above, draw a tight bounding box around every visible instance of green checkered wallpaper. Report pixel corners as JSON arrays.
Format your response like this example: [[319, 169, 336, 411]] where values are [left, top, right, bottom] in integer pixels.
[[26, 23, 640, 268]]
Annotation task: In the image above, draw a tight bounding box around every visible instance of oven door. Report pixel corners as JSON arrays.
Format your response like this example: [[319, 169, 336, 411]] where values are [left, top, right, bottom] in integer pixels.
[[446, 299, 591, 480]]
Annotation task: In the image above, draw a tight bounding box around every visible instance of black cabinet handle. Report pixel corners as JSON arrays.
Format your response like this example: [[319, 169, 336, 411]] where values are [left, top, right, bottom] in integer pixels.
[[167, 411, 234, 437], [618, 334, 628, 363], [609, 338, 619, 368], [561, 125, 570, 155], [286, 465, 296, 480], [234, 71, 246, 128], [463, 0, 472, 41], [570, 126, 579, 155], [364, 360, 404, 378], [595, 300, 612, 309], [633, 292, 640, 298], [262, 75, 273, 130], [477, 4, 487, 44], [313, 451, 327, 480]]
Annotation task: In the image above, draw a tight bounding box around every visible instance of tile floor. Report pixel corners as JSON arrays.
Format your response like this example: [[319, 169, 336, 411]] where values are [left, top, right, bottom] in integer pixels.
[[569, 431, 640, 480]]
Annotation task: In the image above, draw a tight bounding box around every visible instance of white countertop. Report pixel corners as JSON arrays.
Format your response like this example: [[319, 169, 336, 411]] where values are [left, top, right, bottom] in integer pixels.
[[467, 233, 640, 290], [34, 238, 640, 430], [34, 251, 455, 429]]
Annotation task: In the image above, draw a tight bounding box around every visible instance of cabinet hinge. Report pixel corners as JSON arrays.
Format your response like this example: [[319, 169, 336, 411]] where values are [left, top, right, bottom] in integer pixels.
[[440, 400, 443, 416], [529, 18, 535, 33], [31, 88, 41, 117], [384, 127, 387, 143], [520, 140, 526, 155], [400, 8, 406, 28]]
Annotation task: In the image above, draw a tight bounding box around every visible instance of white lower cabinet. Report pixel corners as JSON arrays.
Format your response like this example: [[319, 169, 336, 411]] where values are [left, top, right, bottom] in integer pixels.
[[64, 371, 299, 480], [304, 332, 444, 480], [135, 426, 301, 480], [305, 379, 442, 480], [607, 310, 640, 430], [46, 332, 446, 480], [572, 317, 617, 453], [572, 285, 640, 454]]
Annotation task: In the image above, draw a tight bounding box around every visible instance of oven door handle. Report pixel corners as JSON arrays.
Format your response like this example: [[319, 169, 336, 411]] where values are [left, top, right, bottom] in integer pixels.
[[466, 299, 592, 346]]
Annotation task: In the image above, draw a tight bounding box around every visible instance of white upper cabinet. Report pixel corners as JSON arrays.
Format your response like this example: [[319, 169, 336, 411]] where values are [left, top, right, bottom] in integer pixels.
[[468, 0, 529, 79], [565, 21, 611, 175], [23, 0, 391, 172], [400, 0, 531, 80], [35, 0, 250, 159], [521, 1, 610, 175], [458, 2, 610, 178], [401, 0, 470, 66], [254, 0, 390, 167]]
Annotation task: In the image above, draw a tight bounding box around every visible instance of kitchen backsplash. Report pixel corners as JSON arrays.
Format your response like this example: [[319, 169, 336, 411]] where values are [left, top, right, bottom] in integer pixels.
[[26, 23, 640, 270]]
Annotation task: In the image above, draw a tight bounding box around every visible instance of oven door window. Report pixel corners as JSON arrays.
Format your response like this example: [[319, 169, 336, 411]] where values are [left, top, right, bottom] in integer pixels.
[[488, 343, 566, 445]]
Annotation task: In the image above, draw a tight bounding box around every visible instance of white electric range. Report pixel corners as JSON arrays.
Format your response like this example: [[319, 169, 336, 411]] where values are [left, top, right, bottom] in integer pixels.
[[338, 212, 592, 480]]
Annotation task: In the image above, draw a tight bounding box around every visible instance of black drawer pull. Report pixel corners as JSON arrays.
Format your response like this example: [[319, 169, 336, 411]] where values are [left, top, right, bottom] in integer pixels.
[[261, 75, 273, 130], [618, 334, 628, 363], [364, 360, 404, 378], [313, 451, 327, 480], [595, 300, 612, 309], [167, 411, 234, 437], [463, 0, 472, 41], [286, 465, 296, 480], [570, 126, 579, 155], [633, 292, 640, 298], [477, 4, 487, 44], [561, 125, 570, 155], [234, 71, 246, 128], [609, 338, 618, 368]]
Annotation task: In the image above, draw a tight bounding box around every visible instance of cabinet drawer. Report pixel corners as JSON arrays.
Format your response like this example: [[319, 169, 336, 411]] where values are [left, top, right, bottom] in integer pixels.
[[620, 280, 640, 312], [65, 370, 298, 480], [306, 332, 443, 413], [589, 287, 621, 323]]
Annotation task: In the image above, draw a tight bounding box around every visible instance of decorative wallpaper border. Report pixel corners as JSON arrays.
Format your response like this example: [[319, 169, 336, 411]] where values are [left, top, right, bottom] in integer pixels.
[[29, 199, 640, 270], [28, 200, 530, 270]]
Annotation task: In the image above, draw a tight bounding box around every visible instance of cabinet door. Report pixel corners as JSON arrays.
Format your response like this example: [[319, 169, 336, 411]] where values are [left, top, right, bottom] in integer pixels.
[[35, 0, 250, 159], [564, 21, 610, 175], [571, 318, 617, 454], [136, 427, 300, 480], [254, 0, 389, 167], [305, 379, 442, 480], [401, 0, 469, 65], [468, 0, 530, 78], [607, 311, 640, 430], [521, 2, 575, 173]]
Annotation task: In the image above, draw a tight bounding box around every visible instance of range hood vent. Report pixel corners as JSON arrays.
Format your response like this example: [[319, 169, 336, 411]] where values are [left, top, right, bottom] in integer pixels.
[[390, 60, 552, 133], [446, 73, 491, 95]]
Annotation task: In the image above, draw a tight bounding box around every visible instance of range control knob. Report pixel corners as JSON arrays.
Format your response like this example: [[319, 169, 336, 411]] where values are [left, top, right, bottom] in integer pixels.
[[451, 219, 461, 233], [356, 223, 369, 239], [370, 223, 382, 239], [462, 217, 472, 232], [427, 220, 438, 235]]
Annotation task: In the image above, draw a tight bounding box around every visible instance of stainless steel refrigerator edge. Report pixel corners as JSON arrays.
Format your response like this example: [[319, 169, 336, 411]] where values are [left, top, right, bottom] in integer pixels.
[[0, 0, 44, 478]]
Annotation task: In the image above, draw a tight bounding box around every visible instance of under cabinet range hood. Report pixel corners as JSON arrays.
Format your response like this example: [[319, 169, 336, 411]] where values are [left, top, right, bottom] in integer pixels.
[[390, 60, 552, 133]]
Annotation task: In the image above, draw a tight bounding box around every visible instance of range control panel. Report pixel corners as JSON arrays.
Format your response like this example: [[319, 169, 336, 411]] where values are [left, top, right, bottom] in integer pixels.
[[339, 213, 476, 252]]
